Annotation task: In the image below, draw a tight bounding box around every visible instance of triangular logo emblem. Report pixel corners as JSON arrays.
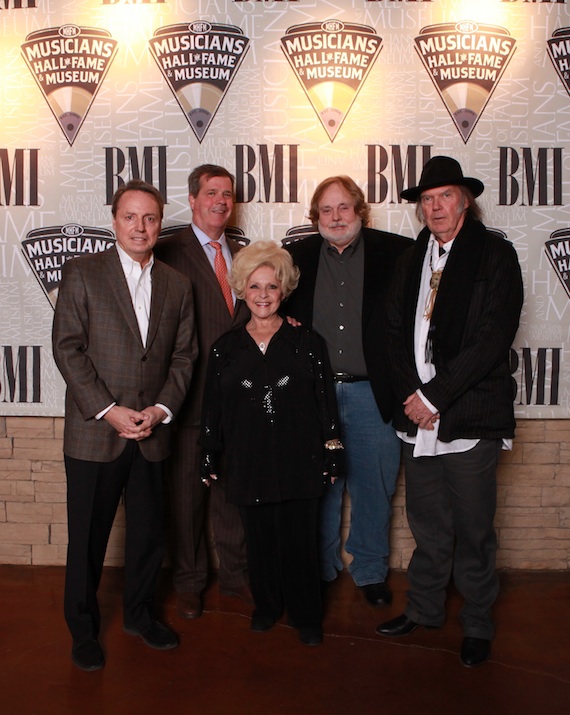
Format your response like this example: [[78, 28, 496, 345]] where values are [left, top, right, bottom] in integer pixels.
[[281, 20, 383, 142], [547, 28, 570, 97], [22, 225, 115, 308], [149, 22, 250, 143], [545, 229, 570, 300], [21, 26, 118, 146], [414, 21, 516, 143]]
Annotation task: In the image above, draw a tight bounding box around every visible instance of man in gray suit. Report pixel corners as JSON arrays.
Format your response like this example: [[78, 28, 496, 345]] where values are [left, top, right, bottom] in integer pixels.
[[53, 180, 196, 671], [154, 165, 250, 619]]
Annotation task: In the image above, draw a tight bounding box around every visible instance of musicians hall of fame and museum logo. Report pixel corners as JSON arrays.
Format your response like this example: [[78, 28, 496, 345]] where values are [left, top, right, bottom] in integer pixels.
[[415, 22, 516, 143], [281, 20, 383, 142], [545, 229, 570, 301], [547, 28, 570, 96], [149, 22, 250, 143], [22, 225, 115, 308], [21, 26, 118, 146]]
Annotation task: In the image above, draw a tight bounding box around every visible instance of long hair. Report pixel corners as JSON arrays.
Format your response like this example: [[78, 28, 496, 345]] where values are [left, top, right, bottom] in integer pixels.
[[308, 176, 370, 227], [415, 186, 483, 224]]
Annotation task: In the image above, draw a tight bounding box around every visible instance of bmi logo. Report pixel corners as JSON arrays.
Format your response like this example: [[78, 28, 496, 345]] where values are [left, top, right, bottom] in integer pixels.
[[545, 229, 570, 300], [415, 21, 516, 143], [22, 225, 115, 308], [21, 26, 118, 145], [281, 20, 383, 142], [149, 22, 250, 143], [547, 28, 570, 96]]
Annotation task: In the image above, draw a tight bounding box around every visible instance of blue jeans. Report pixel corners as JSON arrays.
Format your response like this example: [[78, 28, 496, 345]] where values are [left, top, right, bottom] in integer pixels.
[[319, 381, 401, 586]]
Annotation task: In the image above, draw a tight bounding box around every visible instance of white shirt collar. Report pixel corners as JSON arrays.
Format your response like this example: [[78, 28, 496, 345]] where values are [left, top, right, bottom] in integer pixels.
[[192, 222, 227, 249], [115, 243, 155, 274]]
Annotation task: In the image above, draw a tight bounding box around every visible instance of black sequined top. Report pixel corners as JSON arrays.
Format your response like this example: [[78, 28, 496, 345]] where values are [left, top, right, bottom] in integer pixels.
[[199, 321, 340, 506]]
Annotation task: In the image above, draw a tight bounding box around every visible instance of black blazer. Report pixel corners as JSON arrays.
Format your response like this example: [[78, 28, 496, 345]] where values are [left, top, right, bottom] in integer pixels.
[[284, 227, 412, 423], [385, 218, 524, 441]]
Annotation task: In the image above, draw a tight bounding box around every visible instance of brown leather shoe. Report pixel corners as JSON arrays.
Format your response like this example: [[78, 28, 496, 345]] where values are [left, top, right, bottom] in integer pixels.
[[220, 583, 254, 605], [176, 592, 202, 619]]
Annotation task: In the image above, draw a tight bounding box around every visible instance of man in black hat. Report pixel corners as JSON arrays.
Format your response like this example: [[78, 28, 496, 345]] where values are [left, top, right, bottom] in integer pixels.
[[376, 156, 523, 667]]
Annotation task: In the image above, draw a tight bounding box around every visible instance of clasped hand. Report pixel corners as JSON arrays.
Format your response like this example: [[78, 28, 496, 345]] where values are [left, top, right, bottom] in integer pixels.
[[104, 404, 166, 441], [403, 392, 439, 431]]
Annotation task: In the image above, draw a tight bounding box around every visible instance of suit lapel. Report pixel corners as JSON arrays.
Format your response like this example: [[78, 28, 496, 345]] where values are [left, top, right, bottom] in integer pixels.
[[227, 238, 249, 324], [361, 228, 403, 330], [106, 249, 143, 347], [362, 230, 381, 330], [431, 219, 485, 358], [146, 260, 167, 352], [291, 235, 321, 328], [184, 229, 221, 295], [404, 229, 430, 346], [187, 228, 242, 319]]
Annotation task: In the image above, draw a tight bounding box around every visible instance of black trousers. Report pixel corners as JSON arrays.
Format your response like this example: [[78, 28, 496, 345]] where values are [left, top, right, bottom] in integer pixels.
[[402, 439, 501, 640], [64, 442, 164, 643], [240, 498, 322, 627]]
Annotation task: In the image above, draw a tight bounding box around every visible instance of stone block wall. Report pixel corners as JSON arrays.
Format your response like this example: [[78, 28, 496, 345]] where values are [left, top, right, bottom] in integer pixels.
[[0, 416, 568, 570]]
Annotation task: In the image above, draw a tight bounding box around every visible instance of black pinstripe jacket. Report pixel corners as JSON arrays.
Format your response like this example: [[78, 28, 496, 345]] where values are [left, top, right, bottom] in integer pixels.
[[385, 218, 524, 442]]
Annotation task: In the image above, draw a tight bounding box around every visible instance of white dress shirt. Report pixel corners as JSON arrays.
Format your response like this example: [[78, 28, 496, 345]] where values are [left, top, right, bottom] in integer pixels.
[[398, 235, 480, 457], [192, 222, 237, 307], [96, 244, 172, 422]]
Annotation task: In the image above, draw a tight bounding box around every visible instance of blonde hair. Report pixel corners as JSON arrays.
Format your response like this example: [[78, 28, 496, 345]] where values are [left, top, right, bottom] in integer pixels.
[[229, 241, 300, 299]]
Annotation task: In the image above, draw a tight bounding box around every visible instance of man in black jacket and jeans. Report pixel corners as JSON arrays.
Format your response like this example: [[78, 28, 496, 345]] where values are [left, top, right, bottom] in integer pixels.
[[285, 175, 411, 607]]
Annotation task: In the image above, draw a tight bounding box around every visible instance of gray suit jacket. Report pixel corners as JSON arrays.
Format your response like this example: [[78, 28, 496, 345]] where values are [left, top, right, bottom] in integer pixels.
[[52, 247, 197, 462], [154, 227, 249, 427]]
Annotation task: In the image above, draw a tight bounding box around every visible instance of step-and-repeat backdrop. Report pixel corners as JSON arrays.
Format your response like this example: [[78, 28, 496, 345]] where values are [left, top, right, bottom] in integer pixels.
[[1, 0, 569, 418]]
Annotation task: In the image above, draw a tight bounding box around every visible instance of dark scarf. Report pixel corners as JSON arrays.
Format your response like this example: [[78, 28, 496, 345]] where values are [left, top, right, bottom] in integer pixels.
[[408, 218, 486, 368]]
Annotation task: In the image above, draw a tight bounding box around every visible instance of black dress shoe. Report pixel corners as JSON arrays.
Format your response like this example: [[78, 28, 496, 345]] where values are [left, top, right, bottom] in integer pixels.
[[376, 614, 419, 637], [297, 626, 323, 646], [71, 639, 104, 671], [460, 637, 491, 667], [362, 582, 393, 606], [124, 621, 179, 650], [251, 615, 275, 632]]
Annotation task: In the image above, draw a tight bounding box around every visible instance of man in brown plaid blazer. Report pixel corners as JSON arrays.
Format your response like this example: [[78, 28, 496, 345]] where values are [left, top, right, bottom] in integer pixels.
[[53, 180, 196, 671]]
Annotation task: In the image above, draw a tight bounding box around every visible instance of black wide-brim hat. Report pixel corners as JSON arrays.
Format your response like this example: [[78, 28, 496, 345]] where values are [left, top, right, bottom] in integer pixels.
[[400, 155, 484, 202]]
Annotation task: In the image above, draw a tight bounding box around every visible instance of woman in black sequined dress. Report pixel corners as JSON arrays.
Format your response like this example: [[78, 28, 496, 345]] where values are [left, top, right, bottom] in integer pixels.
[[199, 241, 344, 645]]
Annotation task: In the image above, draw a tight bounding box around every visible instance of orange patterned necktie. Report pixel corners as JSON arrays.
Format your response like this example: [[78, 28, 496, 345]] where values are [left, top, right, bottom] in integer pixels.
[[209, 241, 234, 316]]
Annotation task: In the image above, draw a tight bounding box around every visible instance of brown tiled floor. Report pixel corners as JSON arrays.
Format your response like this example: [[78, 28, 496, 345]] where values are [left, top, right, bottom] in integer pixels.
[[1, 566, 568, 715]]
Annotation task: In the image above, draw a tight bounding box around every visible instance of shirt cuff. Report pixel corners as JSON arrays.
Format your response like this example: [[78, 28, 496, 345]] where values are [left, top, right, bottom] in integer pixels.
[[155, 403, 173, 424], [416, 389, 438, 414], [96, 403, 116, 420]]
